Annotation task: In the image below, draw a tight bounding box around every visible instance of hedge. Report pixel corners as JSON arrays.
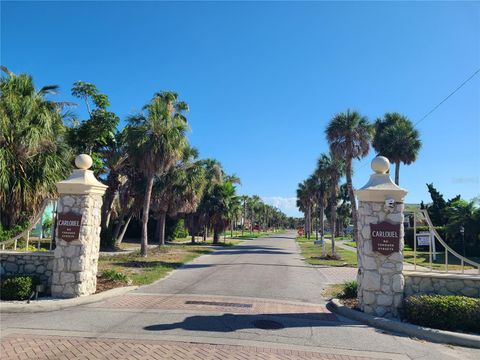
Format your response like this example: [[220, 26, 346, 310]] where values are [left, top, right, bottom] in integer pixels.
[[402, 295, 480, 333], [0, 275, 39, 300]]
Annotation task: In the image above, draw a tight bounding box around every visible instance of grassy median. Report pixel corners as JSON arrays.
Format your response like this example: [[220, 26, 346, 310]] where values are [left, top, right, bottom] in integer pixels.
[[296, 236, 357, 267], [97, 245, 213, 291]]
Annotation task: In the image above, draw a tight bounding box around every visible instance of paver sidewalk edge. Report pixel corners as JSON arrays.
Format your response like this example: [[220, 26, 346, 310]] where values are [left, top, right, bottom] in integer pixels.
[[0, 286, 138, 313], [327, 298, 480, 349]]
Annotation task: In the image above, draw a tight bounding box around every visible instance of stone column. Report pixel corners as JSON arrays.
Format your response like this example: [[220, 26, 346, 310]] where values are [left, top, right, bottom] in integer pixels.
[[355, 156, 407, 317], [51, 154, 107, 298]]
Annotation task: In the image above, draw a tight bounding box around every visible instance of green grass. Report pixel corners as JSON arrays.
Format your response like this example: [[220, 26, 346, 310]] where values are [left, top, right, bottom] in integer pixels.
[[339, 239, 476, 271], [296, 236, 358, 267], [168, 230, 279, 244], [335, 235, 353, 240], [403, 250, 479, 271], [99, 245, 212, 285]]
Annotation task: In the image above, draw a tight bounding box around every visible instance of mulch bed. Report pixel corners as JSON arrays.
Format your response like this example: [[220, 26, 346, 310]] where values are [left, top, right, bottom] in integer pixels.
[[339, 297, 359, 309], [95, 277, 127, 294]]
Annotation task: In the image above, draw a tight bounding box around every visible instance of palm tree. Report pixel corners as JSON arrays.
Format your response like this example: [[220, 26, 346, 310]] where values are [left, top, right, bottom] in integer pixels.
[[125, 93, 188, 256], [315, 153, 332, 243], [207, 181, 237, 244], [0, 67, 72, 229], [326, 110, 373, 245], [99, 134, 128, 245], [240, 195, 249, 236], [337, 183, 352, 236], [323, 153, 345, 255], [248, 195, 262, 233], [372, 112, 421, 185], [151, 146, 206, 245], [296, 179, 315, 238], [185, 158, 223, 242], [228, 196, 242, 237]]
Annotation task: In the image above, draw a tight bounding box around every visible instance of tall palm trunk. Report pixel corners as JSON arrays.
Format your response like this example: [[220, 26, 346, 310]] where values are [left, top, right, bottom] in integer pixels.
[[157, 211, 167, 246], [345, 158, 358, 244], [242, 203, 246, 236], [114, 209, 133, 246], [113, 210, 126, 243], [320, 202, 325, 241], [395, 161, 400, 185], [140, 176, 154, 257], [213, 228, 220, 244], [100, 173, 120, 234], [330, 194, 337, 256], [307, 205, 312, 239], [116, 213, 133, 245]]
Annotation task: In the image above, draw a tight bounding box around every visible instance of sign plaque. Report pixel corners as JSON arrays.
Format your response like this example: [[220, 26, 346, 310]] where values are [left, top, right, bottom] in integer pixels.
[[57, 213, 82, 242], [416, 232, 430, 246], [370, 221, 400, 255]]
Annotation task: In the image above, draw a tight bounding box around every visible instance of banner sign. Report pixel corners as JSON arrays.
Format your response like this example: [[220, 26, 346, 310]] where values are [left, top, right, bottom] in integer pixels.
[[57, 213, 82, 242], [370, 221, 400, 255]]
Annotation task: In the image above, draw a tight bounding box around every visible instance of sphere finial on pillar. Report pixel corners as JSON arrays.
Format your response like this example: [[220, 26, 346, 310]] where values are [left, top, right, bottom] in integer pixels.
[[371, 156, 390, 174], [75, 154, 93, 170]]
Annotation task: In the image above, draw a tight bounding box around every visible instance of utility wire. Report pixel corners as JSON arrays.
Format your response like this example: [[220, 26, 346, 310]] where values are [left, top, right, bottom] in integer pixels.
[[356, 67, 480, 170], [414, 68, 480, 126]]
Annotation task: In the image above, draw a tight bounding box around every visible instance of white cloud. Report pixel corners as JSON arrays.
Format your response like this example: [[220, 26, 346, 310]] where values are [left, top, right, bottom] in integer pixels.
[[261, 196, 301, 217]]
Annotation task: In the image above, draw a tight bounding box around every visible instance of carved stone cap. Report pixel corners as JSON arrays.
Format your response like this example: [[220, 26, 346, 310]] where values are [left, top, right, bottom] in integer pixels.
[[56, 154, 108, 196], [355, 156, 407, 202]]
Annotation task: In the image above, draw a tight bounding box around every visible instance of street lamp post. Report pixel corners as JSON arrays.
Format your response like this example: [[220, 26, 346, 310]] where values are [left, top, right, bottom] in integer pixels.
[[460, 226, 465, 258]]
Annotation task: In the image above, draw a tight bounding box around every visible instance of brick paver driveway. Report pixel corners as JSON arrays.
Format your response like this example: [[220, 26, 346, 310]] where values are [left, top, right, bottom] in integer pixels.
[[2, 334, 384, 360], [1, 232, 478, 360]]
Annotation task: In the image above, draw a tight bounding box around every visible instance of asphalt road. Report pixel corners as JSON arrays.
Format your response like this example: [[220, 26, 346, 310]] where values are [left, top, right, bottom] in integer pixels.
[[1, 231, 479, 359], [134, 231, 337, 303]]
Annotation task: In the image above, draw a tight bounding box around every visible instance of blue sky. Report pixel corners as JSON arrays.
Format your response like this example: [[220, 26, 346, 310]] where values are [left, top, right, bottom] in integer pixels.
[[2, 1, 479, 216]]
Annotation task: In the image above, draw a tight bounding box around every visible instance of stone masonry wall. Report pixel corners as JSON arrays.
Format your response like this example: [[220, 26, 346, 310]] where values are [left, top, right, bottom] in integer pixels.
[[0, 251, 54, 289], [51, 194, 103, 298], [404, 273, 480, 298], [357, 201, 405, 318]]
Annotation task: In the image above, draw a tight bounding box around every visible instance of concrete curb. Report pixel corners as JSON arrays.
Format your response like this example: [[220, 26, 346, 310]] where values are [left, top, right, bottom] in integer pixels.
[[0, 286, 138, 313], [327, 298, 480, 349]]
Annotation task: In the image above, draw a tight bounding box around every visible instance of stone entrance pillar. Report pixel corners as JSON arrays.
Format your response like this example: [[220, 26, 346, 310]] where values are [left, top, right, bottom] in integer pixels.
[[51, 155, 107, 298], [355, 156, 407, 317]]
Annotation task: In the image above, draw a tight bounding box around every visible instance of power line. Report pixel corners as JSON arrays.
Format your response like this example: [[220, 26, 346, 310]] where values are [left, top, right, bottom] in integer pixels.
[[414, 68, 480, 126], [356, 67, 480, 171]]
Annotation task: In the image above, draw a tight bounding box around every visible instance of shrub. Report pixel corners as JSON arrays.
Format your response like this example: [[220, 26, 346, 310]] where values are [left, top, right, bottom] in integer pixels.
[[166, 218, 188, 241], [101, 269, 130, 283], [100, 227, 116, 250], [17, 245, 41, 252], [340, 280, 358, 299], [0, 275, 39, 300], [402, 295, 480, 333]]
